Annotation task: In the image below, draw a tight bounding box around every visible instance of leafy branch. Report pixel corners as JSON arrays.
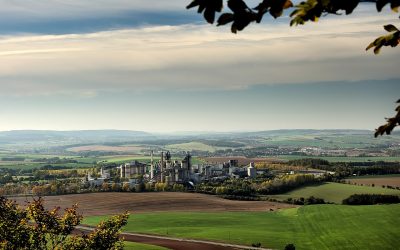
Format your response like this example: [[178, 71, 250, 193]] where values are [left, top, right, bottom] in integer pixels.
[[375, 99, 400, 137], [187, 0, 400, 52]]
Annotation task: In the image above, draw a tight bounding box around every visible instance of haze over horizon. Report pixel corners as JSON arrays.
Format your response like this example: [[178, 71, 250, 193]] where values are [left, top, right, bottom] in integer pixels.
[[1, 1, 399, 132]]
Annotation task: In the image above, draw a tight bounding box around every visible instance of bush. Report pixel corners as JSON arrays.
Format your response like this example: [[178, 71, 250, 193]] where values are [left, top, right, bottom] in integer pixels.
[[284, 243, 296, 250], [342, 194, 400, 205]]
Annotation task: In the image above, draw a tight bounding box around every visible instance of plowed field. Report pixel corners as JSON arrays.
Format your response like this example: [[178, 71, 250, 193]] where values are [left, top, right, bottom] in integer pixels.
[[13, 192, 294, 216]]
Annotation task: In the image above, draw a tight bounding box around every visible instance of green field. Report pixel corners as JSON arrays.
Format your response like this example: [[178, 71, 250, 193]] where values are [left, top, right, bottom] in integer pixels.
[[269, 182, 400, 204], [124, 241, 169, 250], [84, 204, 400, 250]]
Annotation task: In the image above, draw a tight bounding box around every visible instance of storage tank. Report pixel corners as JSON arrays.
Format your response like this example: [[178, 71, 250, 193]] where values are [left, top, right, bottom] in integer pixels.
[[247, 162, 256, 178]]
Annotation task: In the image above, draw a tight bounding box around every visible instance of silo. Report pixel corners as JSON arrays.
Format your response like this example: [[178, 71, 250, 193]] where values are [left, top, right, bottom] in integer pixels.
[[247, 162, 256, 178]]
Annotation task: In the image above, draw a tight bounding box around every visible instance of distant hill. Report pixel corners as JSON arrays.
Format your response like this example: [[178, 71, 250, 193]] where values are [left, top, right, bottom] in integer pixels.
[[0, 130, 153, 144]]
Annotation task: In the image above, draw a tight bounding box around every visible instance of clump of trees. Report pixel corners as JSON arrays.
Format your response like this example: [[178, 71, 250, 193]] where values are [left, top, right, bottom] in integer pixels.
[[342, 194, 400, 205], [0, 196, 129, 250], [196, 174, 324, 198], [284, 196, 326, 205], [257, 174, 320, 194]]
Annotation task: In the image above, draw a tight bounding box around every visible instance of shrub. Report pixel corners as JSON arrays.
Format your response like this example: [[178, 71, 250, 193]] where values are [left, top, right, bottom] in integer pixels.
[[342, 194, 400, 205]]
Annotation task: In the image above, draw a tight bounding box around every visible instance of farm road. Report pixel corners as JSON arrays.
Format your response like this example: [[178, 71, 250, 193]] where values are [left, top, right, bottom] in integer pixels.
[[76, 226, 272, 250]]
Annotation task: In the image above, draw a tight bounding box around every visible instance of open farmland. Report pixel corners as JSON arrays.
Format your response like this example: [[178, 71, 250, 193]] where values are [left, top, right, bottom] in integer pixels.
[[268, 182, 400, 204], [345, 175, 400, 188], [13, 192, 294, 216], [203, 156, 281, 165], [67, 145, 146, 153], [84, 204, 400, 250]]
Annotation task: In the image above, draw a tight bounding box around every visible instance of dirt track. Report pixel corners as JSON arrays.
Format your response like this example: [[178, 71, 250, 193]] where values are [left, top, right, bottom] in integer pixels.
[[76, 226, 271, 250], [13, 192, 294, 216]]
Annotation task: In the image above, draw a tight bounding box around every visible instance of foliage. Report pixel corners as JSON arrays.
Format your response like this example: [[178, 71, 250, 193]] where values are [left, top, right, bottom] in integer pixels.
[[284, 243, 296, 250], [187, 0, 400, 52], [375, 99, 400, 137], [284, 195, 326, 205], [288, 158, 330, 167], [0, 196, 129, 250], [342, 193, 400, 205]]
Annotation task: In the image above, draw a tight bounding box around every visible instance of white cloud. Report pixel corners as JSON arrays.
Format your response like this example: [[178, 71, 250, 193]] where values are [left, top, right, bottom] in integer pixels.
[[0, 11, 399, 96]]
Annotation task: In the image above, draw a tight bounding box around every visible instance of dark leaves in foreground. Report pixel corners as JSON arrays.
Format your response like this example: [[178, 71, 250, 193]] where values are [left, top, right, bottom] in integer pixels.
[[186, 0, 223, 23], [375, 99, 400, 137], [366, 24, 400, 54], [187, 0, 400, 52]]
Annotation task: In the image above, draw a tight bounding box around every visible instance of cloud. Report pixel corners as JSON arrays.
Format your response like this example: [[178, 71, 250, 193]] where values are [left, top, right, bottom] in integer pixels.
[[0, 8, 399, 96]]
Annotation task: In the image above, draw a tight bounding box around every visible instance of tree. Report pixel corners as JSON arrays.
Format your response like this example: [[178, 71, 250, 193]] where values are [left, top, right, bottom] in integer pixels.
[[0, 196, 129, 250], [375, 99, 400, 137], [186, 0, 400, 53]]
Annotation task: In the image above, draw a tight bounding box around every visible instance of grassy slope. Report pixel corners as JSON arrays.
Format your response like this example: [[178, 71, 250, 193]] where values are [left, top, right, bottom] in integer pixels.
[[84, 204, 400, 250], [269, 182, 400, 204]]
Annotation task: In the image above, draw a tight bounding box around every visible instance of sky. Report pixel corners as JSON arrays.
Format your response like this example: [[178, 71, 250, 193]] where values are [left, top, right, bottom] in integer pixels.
[[0, 0, 399, 132]]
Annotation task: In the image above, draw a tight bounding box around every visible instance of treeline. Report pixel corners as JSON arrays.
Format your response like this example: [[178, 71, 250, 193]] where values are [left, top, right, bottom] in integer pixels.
[[288, 158, 330, 167], [291, 159, 400, 178], [342, 194, 400, 205], [284, 196, 326, 205], [195, 174, 325, 197], [257, 174, 321, 194]]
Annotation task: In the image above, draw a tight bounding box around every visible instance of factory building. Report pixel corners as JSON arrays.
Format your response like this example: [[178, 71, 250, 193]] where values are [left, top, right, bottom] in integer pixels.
[[150, 151, 194, 184], [120, 161, 147, 178]]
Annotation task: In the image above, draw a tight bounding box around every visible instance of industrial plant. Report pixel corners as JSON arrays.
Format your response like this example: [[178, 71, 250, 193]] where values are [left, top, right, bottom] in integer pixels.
[[85, 151, 259, 187]]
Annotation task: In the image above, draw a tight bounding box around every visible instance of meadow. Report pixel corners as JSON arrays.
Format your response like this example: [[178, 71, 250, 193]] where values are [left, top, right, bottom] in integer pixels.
[[83, 204, 400, 250], [268, 182, 400, 203]]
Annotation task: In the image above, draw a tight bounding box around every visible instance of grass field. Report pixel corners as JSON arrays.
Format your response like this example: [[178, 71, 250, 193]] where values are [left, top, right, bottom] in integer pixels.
[[269, 182, 400, 204], [84, 204, 400, 250], [124, 242, 169, 250]]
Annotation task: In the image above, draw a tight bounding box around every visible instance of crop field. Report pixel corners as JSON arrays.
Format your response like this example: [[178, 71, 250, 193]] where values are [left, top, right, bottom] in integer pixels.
[[13, 192, 294, 216], [268, 182, 400, 204], [83, 204, 400, 250], [345, 175, 400, 188]]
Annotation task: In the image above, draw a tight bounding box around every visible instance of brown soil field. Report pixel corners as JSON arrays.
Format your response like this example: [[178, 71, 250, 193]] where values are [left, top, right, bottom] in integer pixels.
[[67, 145, 145, 153], [13, 192, 294, 216], [202, 157, 282, 165], [346, 176, 400, 188]]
